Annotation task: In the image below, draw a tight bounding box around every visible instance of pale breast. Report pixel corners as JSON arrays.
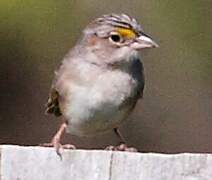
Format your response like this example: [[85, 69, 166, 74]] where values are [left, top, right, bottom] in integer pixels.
[[57, 59, 144, 136]]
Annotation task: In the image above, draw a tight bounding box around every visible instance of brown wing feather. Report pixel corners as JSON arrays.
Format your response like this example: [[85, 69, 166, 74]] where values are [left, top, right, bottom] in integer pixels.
[[45, 88, 62, 117]]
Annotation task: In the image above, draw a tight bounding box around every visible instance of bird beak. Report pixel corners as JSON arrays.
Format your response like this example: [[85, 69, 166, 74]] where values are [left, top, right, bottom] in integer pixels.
[[131, 33, 159, 50]]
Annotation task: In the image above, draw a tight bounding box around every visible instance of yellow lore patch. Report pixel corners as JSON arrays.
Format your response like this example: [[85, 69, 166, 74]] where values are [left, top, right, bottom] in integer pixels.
[[116, 28, 136, 39]]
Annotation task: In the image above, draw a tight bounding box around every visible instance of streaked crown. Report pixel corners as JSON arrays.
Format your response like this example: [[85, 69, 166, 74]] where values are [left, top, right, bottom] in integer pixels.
[[95, 14, 142, 33], [85, 14, 143, 38]]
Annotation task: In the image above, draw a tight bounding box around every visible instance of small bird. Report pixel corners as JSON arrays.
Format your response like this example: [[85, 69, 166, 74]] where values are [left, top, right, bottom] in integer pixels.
[[43, 13, 158, 154]]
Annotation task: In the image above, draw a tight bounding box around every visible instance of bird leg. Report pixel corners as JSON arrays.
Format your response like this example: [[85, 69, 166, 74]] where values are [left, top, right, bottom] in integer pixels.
[[114, 127, 126, 144], [40, 121, 76, 156], [105, 128, 138, 152]]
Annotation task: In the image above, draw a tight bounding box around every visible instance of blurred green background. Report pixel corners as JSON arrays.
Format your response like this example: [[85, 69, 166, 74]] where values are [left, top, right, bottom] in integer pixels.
[[0, 0, 212, 153]]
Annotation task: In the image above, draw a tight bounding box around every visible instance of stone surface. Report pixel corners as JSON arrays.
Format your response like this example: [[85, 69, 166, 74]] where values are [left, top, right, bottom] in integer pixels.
[[0, 145, 212, 180]]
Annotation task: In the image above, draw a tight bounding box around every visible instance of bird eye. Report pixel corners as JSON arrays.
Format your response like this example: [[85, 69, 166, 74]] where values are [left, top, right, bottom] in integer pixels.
[[109, 33, 122, 43], [110, 34, 121, 42]]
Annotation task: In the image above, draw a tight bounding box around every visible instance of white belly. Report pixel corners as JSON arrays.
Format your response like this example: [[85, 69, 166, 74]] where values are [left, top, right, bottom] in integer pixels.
[[63, 69, 139, 136]]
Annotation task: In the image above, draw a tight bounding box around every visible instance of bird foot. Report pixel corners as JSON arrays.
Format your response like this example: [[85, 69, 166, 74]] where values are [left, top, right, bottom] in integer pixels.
[[105, 143, 138, 152], [40, 122, 76, 156], [40, 140, 76, 156]]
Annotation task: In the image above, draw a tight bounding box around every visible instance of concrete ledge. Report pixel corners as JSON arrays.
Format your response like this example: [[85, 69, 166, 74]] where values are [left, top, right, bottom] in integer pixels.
[[0, 145, 212, 180]]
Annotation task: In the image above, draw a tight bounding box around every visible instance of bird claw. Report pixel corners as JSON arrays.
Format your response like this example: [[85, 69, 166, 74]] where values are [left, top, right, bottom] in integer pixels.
[[40, 141, 76, 156], [105, 143, 138, 152], [62, 144, 76, 150]]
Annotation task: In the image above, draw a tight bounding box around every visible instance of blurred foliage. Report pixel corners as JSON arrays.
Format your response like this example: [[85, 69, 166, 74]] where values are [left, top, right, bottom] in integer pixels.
[[0, 0, 212, 152]]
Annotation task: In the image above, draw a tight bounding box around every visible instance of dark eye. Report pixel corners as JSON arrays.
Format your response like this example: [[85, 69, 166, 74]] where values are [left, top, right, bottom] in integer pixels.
[[109, 32, 123, 44], [110, 34, 121, 42]]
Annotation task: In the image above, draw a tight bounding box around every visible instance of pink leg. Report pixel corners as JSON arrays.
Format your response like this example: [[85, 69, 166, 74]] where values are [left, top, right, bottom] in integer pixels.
[[41, 122, 76, 155]]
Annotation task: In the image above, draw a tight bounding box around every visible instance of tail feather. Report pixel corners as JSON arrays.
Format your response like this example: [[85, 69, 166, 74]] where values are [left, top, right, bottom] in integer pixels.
[[45, 88, 62, 117]]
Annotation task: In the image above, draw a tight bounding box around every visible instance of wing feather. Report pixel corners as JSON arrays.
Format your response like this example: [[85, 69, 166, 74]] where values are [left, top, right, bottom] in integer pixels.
[[45, 88, 62, 117]]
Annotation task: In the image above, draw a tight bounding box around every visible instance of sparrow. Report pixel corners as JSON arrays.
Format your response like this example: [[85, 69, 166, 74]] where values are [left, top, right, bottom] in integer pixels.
[[43, 13, 158, 154]]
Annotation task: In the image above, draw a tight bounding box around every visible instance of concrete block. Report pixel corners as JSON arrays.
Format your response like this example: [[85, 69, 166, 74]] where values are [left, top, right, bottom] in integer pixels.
[[0, 145, 212, 180]]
